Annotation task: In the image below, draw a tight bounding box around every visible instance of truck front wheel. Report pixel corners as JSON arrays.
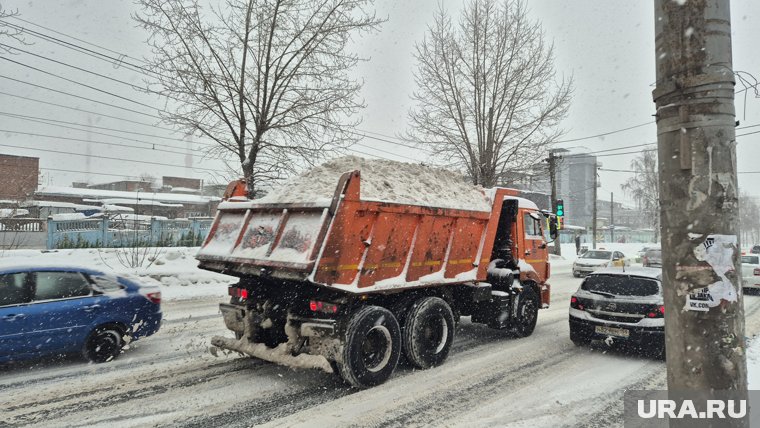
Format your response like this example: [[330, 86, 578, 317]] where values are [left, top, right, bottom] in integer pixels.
[[402, 297, 455, 369], [337, 306, 401, 388]]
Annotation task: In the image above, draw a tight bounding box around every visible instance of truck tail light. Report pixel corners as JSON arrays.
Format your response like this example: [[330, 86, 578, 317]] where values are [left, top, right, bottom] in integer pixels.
[[309, 300, 339, 314], [647, 305, 665, 318], [145, 291, 161, 305], [570, 296, 584, 311], [228, 287, 249, 300]]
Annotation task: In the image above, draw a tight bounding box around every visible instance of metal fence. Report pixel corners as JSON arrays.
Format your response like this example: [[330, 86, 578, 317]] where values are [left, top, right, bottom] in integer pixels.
[[0, 218, 46, 232], [47, 217, 213, 249]]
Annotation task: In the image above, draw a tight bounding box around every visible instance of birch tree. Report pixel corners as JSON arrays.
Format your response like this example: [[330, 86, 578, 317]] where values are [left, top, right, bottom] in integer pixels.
[[134, 0, 383, 197], [408, 0, 572, 187], [621, 150, 660, 241]]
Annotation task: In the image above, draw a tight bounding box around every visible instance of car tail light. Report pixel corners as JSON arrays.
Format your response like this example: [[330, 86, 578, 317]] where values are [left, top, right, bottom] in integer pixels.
[[228, 287, 249, 300], [309, 300, 339, 314], [754, 268, 760, 276], [647, 305, 665, 318], [570, 296, 585, 311], [145, 291, 161, 305], [642, 256, 648, 265]]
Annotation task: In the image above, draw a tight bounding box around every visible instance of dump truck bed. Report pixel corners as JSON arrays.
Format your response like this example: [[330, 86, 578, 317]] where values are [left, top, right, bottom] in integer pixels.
[[197, 170, 524, 293]]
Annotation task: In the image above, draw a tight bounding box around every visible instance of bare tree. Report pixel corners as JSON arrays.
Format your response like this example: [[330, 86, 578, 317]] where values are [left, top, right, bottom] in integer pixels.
[[0, 4, 29, 54], [134, 0, 383, 197], [407, 0, 571, 187], [621, 150, 660, 241]]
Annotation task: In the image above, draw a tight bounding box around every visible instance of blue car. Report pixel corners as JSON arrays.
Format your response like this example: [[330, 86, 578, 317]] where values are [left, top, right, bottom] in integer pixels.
[[0, 265, 162, 363]]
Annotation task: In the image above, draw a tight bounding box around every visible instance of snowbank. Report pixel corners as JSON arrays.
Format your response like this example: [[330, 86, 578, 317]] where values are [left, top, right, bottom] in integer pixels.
[[256, 156, 492, 212], [747, 336, 760, 389], [0, 247, 235, 300]]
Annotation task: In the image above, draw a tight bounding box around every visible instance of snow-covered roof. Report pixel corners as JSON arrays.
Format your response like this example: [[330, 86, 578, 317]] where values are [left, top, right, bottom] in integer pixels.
[[103, 204, 134, 213], [0, 208, 29, 218], [51, 213, 88, 221], [98, 198, 184, 208], [36, 185, 220, 205], [111, 213, 169, 221], [22, 200, 103, 210], [504, 196, 539, 210], [562, 225, 586, 231], [169, 187, 199, 193]]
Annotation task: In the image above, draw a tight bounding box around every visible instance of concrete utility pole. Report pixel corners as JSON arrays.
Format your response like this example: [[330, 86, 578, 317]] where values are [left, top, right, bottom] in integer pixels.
[[610, 192, 614, 243], [592, 167, 597, 250], [654, 0, 747, 401], [547, 150, 561, 256]]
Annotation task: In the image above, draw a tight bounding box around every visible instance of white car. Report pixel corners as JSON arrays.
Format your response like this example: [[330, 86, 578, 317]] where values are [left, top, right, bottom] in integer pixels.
[[742, 254, 760, 294], [572, 250, 630, 278]]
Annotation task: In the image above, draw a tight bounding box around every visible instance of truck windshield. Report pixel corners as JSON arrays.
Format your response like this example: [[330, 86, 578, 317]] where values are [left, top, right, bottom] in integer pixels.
[[582, 274, 660, 297]]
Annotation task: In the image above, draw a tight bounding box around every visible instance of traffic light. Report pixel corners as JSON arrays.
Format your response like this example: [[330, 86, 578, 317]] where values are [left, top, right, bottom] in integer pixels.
[[556, 199, 564, 217]]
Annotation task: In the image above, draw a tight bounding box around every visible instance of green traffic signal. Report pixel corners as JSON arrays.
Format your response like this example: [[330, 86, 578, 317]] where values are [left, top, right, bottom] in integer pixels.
[[556, 199, 564, 217]]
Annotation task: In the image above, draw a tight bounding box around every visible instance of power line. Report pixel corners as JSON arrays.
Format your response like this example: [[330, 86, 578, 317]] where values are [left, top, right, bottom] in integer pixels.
[[0, 128, 204, 157], [353, 142, 422, 161], [0, 91, 175, 131], [0, 141, 220, 173], [555, 121, 654, 144], [7, 16, 149, 66], [0, 19, 157, 80], [40, 167, 162, 180], [562, 142, 657, 158], [0, 111, 195, 144], [0, 74, 162, 120], [0, 42, 149, 92], [0, 56, 160, 111]]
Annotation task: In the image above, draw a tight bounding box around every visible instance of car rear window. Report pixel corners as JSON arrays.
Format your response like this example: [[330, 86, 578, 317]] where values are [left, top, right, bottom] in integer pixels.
[[645, 249, 661, 257], [580, 251, 611, 260], [743, 255, 760, 264], [582, 274, 660, 296]]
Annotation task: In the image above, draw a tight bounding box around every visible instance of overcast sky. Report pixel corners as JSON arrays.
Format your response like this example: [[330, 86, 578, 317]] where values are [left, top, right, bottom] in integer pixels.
[[1, 0, 759, 206]]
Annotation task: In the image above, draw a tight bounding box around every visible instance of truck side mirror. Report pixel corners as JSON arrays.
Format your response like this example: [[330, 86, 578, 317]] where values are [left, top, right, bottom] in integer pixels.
[[549, 216, 558, 240]]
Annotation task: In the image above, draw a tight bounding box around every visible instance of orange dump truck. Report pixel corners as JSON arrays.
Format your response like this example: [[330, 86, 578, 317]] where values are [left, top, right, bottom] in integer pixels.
[[198, 166, 557, 388]]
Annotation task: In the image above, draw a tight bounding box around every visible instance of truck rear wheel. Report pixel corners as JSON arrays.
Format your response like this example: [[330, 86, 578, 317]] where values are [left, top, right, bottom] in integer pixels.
[[402, 297, 455, 369], [337, 306, 401, 388], [513, 286, 539, 338]]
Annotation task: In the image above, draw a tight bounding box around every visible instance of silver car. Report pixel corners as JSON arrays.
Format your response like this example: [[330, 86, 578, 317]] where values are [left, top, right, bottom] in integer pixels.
[[572, 250, 629, 277], [569, 267, 664, 353], [642, 248, 662, 268]]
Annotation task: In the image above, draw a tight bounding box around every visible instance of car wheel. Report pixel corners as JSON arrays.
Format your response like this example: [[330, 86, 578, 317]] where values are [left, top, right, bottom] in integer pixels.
[[569, 325, 592, 347], [402, 297, 455, 370], [513, 286, 539, 338], [84, 325, 125, 363], [336, 306, 401, 388]]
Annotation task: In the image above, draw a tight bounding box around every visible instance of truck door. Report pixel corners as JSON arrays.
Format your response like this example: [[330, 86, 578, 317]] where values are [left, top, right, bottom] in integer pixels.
[[522, 211, 548, 282]]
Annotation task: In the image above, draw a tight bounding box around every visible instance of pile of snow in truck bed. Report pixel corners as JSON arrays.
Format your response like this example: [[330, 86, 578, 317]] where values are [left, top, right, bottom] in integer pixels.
[[256, 156, 492, 211]]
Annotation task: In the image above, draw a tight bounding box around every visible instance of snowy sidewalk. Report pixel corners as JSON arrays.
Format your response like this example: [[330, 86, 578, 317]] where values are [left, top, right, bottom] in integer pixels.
[[0, 247, 235, 300]]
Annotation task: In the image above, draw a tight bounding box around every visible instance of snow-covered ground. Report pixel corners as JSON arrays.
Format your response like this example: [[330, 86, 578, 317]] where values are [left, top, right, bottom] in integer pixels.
[[0, 247, 235, 300], [5, 242, 760, 427]]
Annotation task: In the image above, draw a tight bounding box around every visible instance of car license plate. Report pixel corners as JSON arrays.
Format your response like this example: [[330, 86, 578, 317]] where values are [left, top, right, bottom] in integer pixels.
[[595, 325, 629, 338]]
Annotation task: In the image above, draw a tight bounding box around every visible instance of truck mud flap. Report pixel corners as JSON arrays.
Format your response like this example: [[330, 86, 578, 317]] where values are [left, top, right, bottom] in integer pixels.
[[210, 336, 334, 373]]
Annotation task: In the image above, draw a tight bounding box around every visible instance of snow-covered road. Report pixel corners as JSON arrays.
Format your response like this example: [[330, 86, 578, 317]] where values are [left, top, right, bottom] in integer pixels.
[[3, 268, 760, 427]]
